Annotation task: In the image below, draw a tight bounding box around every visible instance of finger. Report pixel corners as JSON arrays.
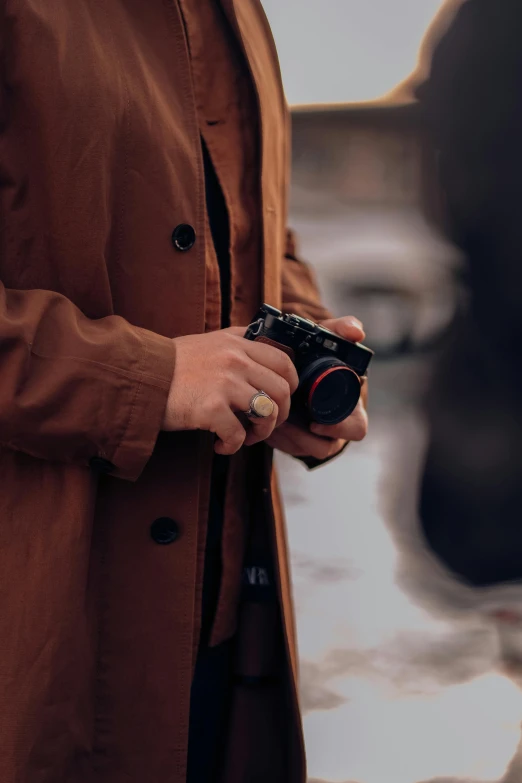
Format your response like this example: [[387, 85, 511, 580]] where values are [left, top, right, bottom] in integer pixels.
[[244, 364, 293, 426], [267, 422, 345, 460], [244, 418, 277, 447], [360, 376, 368, 408], [208, 404, 247, 456], [320, 316, 365, 342], [239, 338, 299, 394], [231, 384, 279, 446], [265, 426, 315, 456], [310, 400, 368, 442]]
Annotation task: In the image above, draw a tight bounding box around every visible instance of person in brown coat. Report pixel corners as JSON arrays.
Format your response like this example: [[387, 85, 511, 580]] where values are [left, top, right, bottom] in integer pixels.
[[0, 2, 368, 782]]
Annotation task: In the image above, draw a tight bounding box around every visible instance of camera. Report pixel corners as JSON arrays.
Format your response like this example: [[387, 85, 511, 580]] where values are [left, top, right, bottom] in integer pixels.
[[245, 304, 373, 426]]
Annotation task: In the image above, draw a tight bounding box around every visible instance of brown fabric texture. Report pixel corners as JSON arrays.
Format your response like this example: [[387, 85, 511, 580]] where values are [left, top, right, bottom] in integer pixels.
[[0, 2, 329, 782], [179, 0, 264, 651]]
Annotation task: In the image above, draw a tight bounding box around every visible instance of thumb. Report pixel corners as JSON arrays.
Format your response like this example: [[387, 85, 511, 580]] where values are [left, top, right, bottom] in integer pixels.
[[320, 316, 365, 343]]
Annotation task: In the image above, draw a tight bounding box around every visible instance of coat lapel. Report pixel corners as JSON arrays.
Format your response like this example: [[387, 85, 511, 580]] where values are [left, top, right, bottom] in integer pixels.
[[220, 0, 289, 309]]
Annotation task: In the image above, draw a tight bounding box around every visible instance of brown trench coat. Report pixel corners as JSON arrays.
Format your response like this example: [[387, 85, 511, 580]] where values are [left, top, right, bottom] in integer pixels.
[[0, 2, 331, 782]]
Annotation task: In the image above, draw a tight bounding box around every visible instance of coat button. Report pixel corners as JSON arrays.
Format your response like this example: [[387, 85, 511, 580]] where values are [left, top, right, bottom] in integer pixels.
[[89, 456, 115, 474], [172, 224, 196, 252], [150, 517, 180, 545]]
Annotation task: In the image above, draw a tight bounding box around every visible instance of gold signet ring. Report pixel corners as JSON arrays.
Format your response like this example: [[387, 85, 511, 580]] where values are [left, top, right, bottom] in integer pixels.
[[245, 391, 275, 419]]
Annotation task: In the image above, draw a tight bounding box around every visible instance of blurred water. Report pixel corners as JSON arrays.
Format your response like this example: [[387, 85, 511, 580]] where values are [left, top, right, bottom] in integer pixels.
[[279, 325, 522, 782]]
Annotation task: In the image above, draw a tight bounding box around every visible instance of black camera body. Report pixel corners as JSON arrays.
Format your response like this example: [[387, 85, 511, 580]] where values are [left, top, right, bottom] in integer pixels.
[[245, 304, 373, 426]]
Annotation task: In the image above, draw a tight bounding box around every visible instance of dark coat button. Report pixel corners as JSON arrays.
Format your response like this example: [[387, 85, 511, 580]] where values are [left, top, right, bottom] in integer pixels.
[[150, 517, 180, 545], [89, 456, 115, 474], [172, 224, 196, 252]]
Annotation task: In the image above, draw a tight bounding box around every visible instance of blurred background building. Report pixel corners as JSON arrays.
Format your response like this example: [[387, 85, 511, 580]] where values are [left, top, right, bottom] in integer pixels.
[[260, 2, 522, 782], [289, 102, 459, 358]]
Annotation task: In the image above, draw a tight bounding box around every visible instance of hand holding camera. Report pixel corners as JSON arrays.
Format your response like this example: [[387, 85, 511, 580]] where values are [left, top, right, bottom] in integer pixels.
[[164, 304, 371, 457], [245, 305, 372, 460], [163, 327, 298, 454]]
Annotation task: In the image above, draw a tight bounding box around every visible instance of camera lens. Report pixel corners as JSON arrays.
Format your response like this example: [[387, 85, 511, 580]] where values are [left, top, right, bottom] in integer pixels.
[[299, 358, 361, 425]]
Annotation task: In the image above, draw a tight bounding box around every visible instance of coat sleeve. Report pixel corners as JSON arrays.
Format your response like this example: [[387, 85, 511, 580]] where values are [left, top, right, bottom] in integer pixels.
[[0, 11, 175, 482], [0, 283, 175, 481], [281, 229, 332, 323], [281, 228, 355, 469]]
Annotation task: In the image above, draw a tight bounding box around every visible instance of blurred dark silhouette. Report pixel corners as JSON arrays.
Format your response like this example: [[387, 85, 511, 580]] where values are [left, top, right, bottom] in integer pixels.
[[416, 0, 522, 587]]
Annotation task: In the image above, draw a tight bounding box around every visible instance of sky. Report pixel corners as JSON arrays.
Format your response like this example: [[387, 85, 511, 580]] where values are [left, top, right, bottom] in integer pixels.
[[261, 0, 444, 106]]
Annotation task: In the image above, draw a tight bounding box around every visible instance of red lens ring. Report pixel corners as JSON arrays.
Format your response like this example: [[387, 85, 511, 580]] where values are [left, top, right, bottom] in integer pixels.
[[307, 365, 360, 411]]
